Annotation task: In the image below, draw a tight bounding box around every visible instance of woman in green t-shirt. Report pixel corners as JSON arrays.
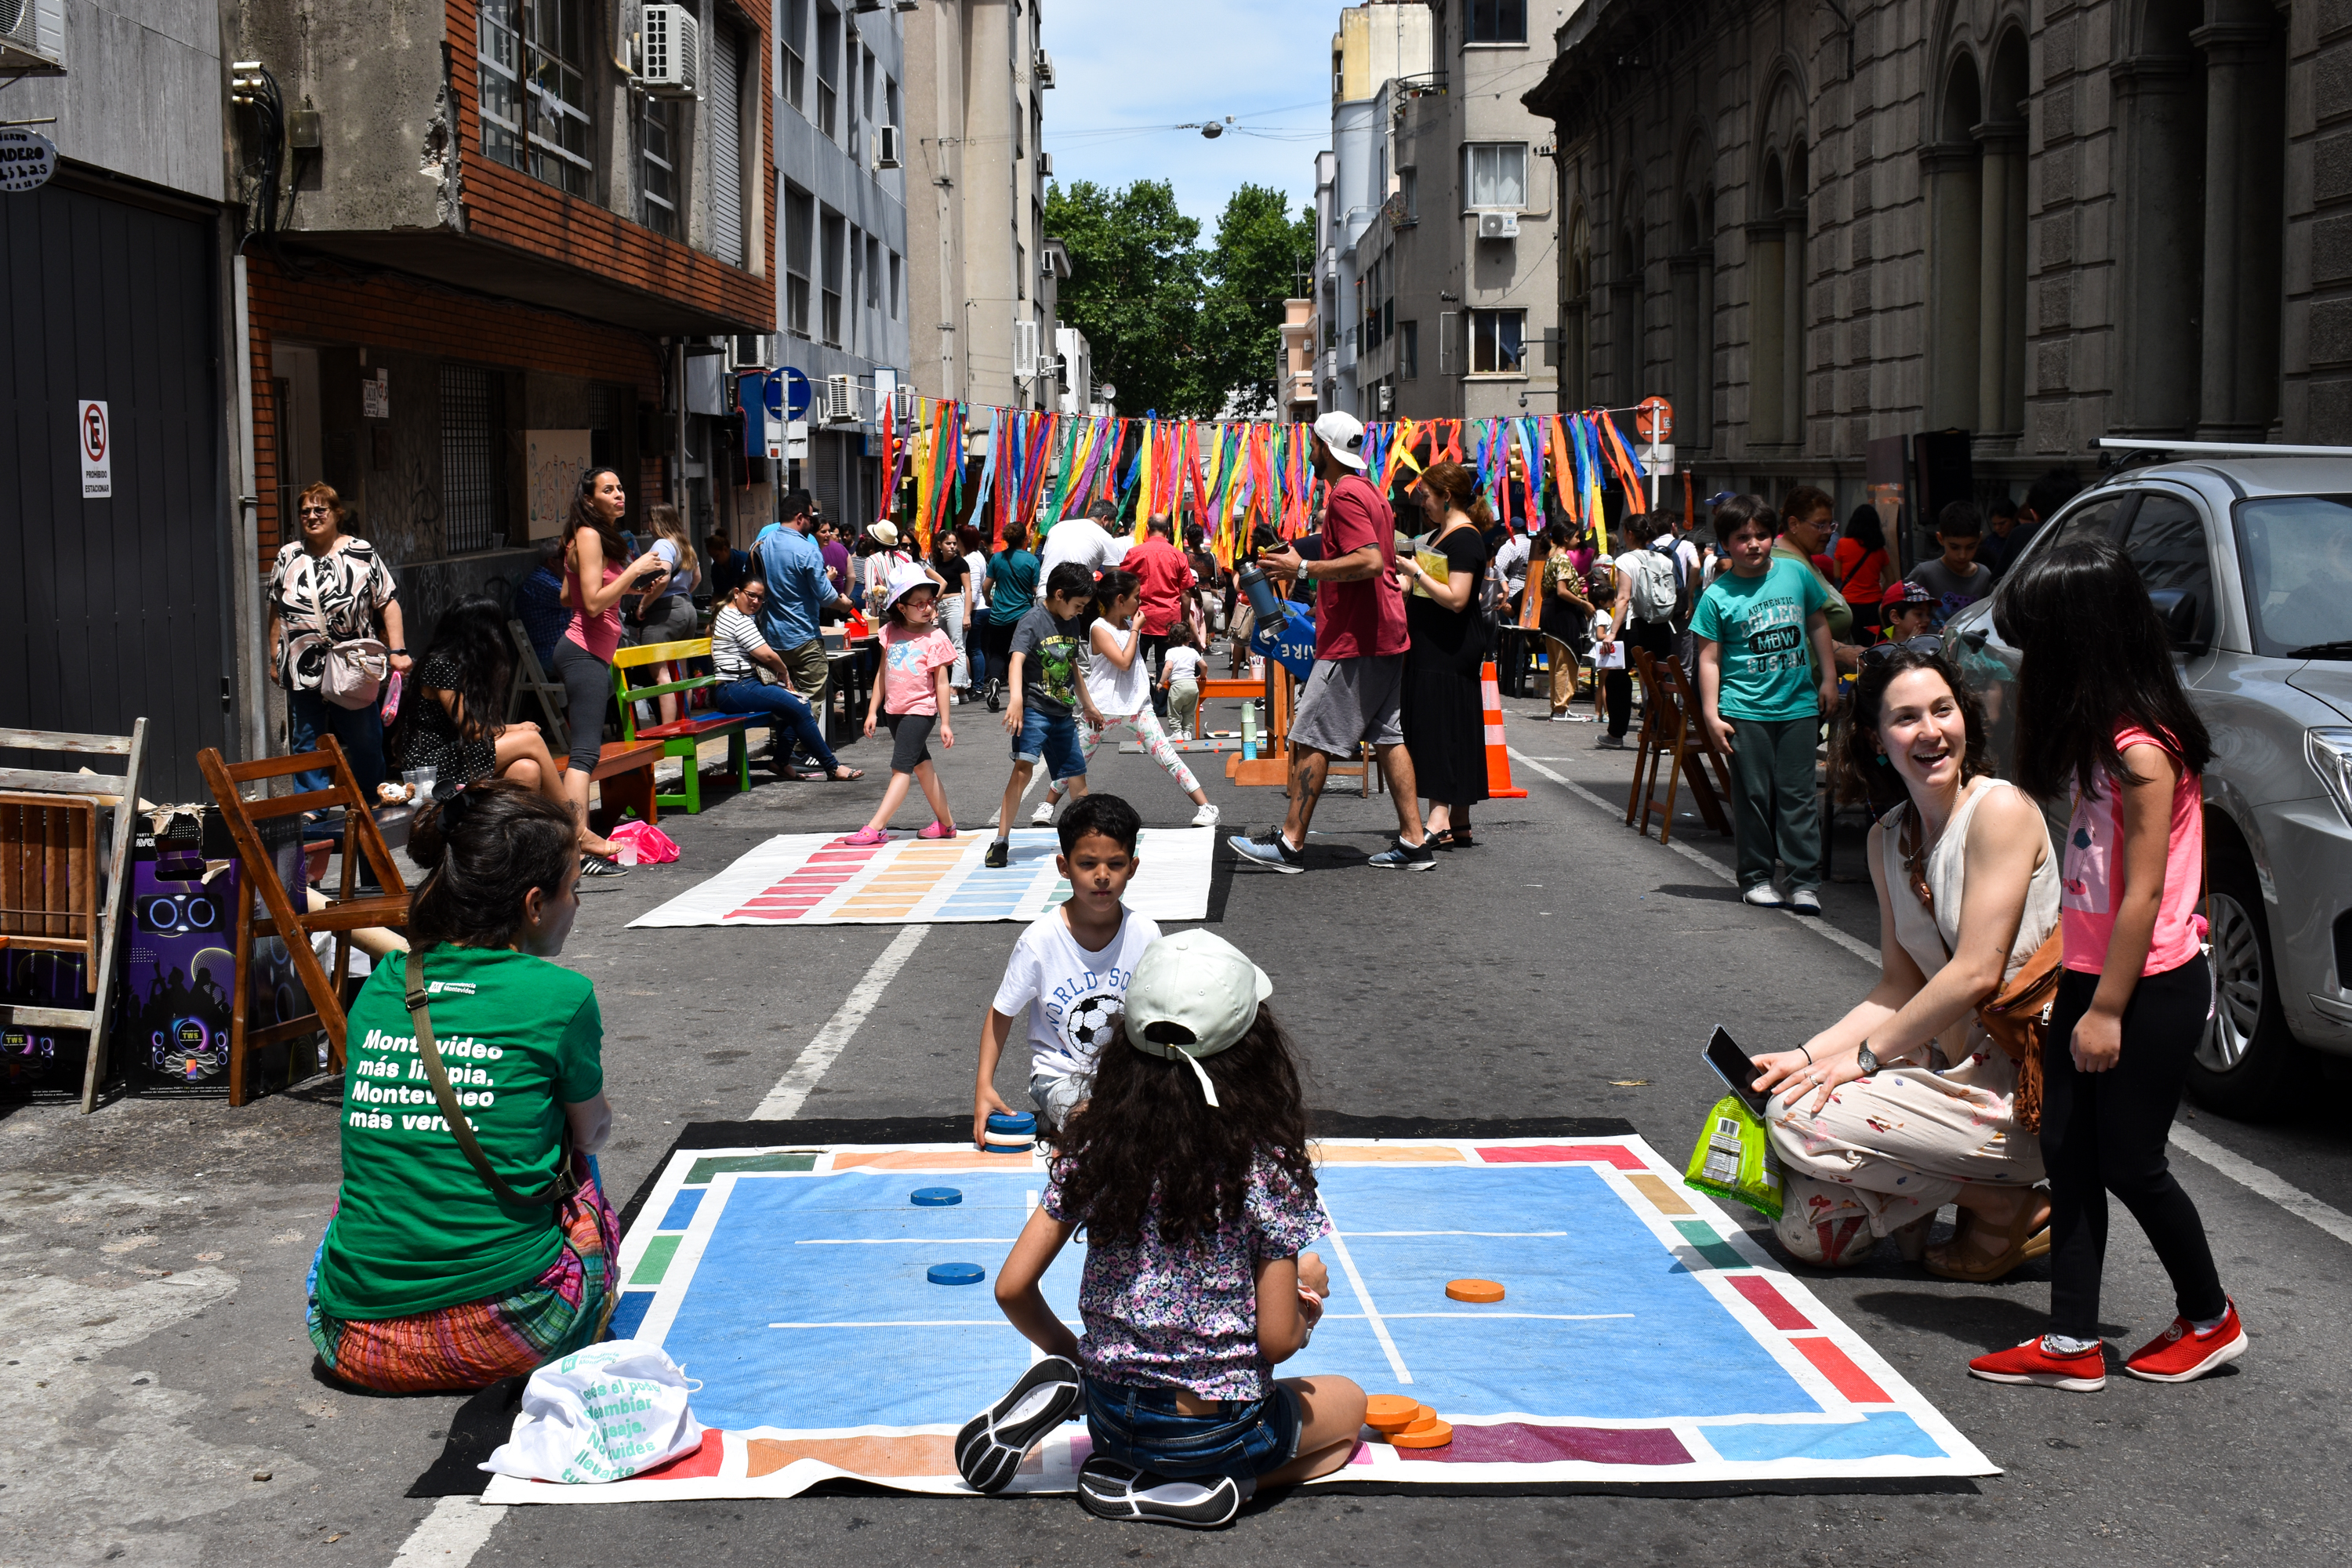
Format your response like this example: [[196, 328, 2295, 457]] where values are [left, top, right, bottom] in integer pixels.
[[307, 782, 617, 1393]]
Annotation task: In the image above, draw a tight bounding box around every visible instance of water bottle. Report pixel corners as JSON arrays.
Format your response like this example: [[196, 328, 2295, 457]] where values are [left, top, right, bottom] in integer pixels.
[[1236, 562, 1286, 624], [1241, 695, 1258, 760]]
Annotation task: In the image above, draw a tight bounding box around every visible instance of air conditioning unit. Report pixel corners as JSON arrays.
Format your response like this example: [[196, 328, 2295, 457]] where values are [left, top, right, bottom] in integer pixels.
[[1376, 383, 1396, 416], [875, 123, 902, 169], [1014, 320, 1040, 379], [1037, 151, 1052, 178], [1, 0, 66, 72], [823, 374, 858, 423], [1477, 210, 1520, 241], [1033, 49, 1055, 88], [640, 4, 700, 98]]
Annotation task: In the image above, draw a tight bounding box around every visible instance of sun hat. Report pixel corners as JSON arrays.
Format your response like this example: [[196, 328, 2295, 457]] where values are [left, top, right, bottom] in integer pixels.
[[1881, 579, 1934, 609], [882, 561, 937, 612], [1310, 410, 1368, 470], [867, 520, 901, 548], [1120, 930, 1274, 1108]]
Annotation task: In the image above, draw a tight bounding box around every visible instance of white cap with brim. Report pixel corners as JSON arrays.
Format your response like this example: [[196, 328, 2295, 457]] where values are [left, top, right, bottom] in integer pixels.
[[882, 560, 936, 612], [1311, 410, 1368, 470], [1120, 929, 1274, 1108]]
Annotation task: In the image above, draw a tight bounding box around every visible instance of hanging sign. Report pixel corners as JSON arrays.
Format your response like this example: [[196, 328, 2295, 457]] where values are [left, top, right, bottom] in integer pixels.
[[0, 128, 56, 194], [78, 400, 111, 498]]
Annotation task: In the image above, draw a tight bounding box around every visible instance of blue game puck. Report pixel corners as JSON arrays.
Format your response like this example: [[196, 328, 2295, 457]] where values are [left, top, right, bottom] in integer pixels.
[[927, 1261, 986, 1286], [986, 1112, 1037, 1134], [910, 1187, 962, 1207]]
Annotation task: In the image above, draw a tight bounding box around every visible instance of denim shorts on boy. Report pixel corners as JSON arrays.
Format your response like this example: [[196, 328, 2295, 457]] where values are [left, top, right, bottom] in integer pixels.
[[1011, 706, 1087, 781], [1081, 1375, 1302, 1481], [1029, 1068, 1091, 1131]]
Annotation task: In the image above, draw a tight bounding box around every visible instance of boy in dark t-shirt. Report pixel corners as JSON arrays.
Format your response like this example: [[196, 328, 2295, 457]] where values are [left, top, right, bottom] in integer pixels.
[[988, 562, 1105, 869]]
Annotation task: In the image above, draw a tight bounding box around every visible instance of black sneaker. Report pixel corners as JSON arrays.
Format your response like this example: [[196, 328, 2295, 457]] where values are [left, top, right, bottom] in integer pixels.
[[578, 854, 630, 885], [1229, 829, 1304, 874], [1075, 1455, 1250, 1528], [983, 837, 1011, 869], [985, 683, 1002, 713], [1367, 836, 1437, 871], [953, 1356, 1082, 1494]]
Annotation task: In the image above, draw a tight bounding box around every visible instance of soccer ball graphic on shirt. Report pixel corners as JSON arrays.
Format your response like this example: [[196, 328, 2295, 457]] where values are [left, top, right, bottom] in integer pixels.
[[1062, 993, 1127, 1058]]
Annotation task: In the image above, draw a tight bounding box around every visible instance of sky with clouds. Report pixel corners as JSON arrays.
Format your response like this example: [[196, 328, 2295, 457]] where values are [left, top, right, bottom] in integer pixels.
[[1039, 0, 1339, 236]]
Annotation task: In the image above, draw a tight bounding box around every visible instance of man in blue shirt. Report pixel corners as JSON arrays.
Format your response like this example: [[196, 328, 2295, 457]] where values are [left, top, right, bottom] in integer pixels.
[[755, 489, 855, 764]]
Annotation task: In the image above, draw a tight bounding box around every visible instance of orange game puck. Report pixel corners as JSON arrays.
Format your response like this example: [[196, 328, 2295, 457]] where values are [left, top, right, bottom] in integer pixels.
[[1446, 1278, 1506, 1304], [1388, 1421, 1455, 1449], [1363, 1395, 1418, 1431], [1400, 1410, 1439, 1434]]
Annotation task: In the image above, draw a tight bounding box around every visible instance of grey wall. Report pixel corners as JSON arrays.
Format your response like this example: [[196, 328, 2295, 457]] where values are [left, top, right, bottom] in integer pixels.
[[15, 0, 227, 202]]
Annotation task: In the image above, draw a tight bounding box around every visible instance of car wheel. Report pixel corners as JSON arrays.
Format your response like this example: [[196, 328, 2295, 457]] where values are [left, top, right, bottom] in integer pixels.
[[2186, 831, 2306, 1120]]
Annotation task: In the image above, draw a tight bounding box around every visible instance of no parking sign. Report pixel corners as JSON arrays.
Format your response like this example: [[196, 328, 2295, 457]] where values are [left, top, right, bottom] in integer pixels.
[[77, 400, 111, 499]]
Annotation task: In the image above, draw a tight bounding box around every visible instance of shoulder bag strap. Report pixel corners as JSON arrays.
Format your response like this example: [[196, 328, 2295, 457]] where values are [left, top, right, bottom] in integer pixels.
[[403, 947, 572, 1207]]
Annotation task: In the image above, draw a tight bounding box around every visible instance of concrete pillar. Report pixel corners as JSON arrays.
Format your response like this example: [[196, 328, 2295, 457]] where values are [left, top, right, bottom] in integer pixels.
[[1781, 212, 1806, 449], [1746, 221, 1786, 446], [1919, 143, 1982, 430], [1975, 121, 2027, 436], [2193, 18, 2286, 440], [1670, 252, 1704, 448], [2111, 53, 2204, 435]]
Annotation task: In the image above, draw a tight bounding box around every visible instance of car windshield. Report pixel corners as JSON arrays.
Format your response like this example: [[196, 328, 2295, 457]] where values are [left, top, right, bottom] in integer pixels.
[[2234, 495, 2352, 657]]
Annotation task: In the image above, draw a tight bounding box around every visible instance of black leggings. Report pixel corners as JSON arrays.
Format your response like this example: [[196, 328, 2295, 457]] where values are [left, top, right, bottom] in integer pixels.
[[550, 638, 611, 774], [2040, 959, 2227, 1339], [981, 616, 1018, 684]]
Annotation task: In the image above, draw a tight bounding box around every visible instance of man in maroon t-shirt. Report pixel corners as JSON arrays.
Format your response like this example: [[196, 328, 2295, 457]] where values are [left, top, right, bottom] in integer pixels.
[[1125, 514, 1196, 717], [1230, 411, 1433, 873]]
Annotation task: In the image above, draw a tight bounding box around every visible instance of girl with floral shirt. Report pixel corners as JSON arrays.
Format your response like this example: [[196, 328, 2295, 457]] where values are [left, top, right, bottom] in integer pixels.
[[953, 930, 1367, 1527]]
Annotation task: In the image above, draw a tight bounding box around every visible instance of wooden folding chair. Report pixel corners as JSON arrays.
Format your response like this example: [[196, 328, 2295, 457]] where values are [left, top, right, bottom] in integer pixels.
[[198, 736, 409, 1106], [1626, 652, 1734, 844], [506, 621, 572, 756], [0, 721, 147, 1111]]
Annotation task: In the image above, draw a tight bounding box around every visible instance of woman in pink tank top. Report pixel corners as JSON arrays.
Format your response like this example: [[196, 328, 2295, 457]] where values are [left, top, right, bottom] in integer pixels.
[[1963, 536, 2241, 1395], [551, 468, 666, 873]]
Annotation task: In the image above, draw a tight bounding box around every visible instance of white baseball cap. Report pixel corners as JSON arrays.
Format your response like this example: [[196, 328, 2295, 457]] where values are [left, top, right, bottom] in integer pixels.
[[1311, 410, 1368, 470], [1120, 929, 1274, 1107], [882, 560, 937, 611]]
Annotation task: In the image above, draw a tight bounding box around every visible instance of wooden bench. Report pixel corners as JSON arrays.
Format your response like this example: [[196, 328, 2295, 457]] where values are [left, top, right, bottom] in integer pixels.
[[612, 638, 752, 815], [589, 739, 665, 834]]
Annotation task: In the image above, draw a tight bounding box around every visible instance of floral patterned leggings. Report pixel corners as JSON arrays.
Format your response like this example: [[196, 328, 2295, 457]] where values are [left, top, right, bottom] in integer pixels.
[[1082, 710, 1200, 796]]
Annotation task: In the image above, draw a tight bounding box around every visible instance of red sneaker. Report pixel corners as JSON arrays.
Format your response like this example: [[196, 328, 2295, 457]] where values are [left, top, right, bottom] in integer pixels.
[[2125, 1301, 2247, 1383], [1967, 1337, 2107, 1392]]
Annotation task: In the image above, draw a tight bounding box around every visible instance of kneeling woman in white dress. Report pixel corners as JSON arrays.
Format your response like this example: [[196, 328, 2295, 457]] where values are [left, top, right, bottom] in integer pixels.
[[1751, 645, 2060, 1279]]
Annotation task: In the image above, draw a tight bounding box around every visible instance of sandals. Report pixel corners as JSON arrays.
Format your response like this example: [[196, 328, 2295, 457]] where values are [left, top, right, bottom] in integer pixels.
[[953, 1356, 1082, 1494], [1925, 1200, 2052, 1283], [918, 820, 957, 840], [826, 766, 865, 782], [838, 826, 890, 847], [1075, 1455, 1250, 1528]]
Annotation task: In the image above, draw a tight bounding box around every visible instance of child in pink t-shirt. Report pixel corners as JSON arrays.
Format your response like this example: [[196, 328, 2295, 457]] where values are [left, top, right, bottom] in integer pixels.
[[843, 563, 959, 845]]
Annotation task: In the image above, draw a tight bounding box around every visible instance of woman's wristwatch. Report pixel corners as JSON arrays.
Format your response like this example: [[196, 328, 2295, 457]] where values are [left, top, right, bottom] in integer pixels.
[[1855, 1042, 1881, 1076]]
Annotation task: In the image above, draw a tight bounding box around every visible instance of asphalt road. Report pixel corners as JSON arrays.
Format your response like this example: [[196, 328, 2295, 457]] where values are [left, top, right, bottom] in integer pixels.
[[5, 682, 2349, 1567]]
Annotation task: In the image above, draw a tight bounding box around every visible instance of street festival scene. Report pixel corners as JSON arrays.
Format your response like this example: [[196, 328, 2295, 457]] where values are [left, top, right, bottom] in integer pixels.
[[9, 0, 2352, 1563]]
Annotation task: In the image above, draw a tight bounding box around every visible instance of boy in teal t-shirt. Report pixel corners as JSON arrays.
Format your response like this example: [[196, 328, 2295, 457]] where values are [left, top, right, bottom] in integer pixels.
[[1691, 496, 1838, 913]]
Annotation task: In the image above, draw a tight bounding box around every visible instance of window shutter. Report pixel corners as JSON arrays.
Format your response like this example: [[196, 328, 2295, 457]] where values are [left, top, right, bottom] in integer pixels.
[[710, 26, 746, 267], [1438, 310, 1459, 375]]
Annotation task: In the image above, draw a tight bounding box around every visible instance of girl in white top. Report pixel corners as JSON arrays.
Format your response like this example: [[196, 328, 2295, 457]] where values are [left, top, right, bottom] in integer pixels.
[[1750, 645, 2058, 1279], [1040, 568, 1220, 828]]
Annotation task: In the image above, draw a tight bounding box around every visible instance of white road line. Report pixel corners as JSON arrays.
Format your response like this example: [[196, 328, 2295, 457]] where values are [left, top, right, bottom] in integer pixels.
[[1508, 745, 2352, 1256], [2169, 1122, 2352, 1250], [1508, 746, 1880, 963], [1334, 1230, 1569, 1238], [768, 1318, 1081, 1329], [1319, 1203, 1410, 1385], [752, 924, 931, 1120], [389, 1497, 505, 1566], [793, 1236, 1024, 1244]]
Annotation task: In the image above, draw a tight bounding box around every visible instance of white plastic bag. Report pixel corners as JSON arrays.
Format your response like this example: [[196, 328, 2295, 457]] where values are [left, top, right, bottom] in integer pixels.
[[478, 1339, 704, 1484]]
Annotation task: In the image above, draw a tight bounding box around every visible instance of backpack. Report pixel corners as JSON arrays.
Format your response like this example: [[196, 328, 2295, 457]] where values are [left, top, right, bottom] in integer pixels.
[[1622, 543, 1682, 624]]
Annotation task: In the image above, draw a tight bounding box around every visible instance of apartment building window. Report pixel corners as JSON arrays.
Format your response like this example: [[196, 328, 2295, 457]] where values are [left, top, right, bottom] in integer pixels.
[[478, 0, 524, 169], [848, 227, 866, 353], [816, 6, 839, 140], [885, 78, 899, 135], [782, 0, 806, 110], [786, 185, 815, 337], [441, 365, 505, 554], [477, 0, 593, 195], [1467, 143, 1527, 209], [1016, 238, 1028, 300], [887, 251, 902, 319], [847, 42, 863, 158], [866, 235, 883, 313], [1470, 309, 1526, 373], [821, 209, 846, 346], [641, 100, 678, 237], [1399, 168, 1417, 222], [709, 25, 747, 267], [1400, 319, 1419, 379], [1467, 0, 1528, 44]]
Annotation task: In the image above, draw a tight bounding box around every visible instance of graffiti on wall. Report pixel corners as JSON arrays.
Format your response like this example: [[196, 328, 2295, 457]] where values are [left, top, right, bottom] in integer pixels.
[[526, 430, 593, 538]]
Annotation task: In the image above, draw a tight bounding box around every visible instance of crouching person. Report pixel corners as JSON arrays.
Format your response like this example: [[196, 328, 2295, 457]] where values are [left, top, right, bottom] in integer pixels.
[[307, 781, 617, 1392]]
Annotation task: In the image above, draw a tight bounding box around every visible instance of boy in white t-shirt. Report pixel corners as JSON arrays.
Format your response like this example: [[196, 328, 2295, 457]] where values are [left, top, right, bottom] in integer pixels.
[[974, 793, 1160, 1146]]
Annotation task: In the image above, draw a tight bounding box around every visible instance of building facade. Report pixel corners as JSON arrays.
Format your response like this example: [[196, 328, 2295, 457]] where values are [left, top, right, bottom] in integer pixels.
[[1280, 298, 1319, 421], [901, 0, 1067, 421], [1525, 0, 2337, 533], [775, 0, 913, 533], [1313, 2, 1434, 421]]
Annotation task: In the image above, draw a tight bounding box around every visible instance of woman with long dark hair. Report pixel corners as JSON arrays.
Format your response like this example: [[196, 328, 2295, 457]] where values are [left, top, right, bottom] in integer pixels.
[[1751, 646, 2057, 1275], [933, 526, 975, 699], [555, 468, 666, 873], [1393, 461, 1493, 845], [306, 782, 616, 1392], [1966, 539, 2241, 1392], [388, 597, 575, 820]]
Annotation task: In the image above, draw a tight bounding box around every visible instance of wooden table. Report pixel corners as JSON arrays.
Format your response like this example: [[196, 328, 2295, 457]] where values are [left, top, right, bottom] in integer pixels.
[[590, 739, 664, 833]]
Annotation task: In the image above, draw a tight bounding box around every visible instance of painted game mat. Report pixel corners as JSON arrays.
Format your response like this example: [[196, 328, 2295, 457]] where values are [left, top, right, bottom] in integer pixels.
[[626, 827, 1216, 927], [474, 1117, 1995, 1504]]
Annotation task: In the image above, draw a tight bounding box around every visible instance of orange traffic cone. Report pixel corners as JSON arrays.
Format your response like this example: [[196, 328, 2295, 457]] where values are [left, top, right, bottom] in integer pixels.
[[1480, 659, 1528, 799]]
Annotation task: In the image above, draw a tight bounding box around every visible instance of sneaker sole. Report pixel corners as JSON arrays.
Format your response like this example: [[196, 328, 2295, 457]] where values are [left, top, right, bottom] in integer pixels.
[[1370, 855, 1438, 871], [1228, 838, 1304, 874], [1076, 1466, 1240, 1528], [1966, 1367, 2107, 1392], [953, 1358, 1082, 1494], [2125, 1332, 2247, 1383]]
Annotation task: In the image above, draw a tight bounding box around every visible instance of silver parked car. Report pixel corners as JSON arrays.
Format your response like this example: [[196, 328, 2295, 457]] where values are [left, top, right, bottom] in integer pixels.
[[1942, 441, 2352, 1117]]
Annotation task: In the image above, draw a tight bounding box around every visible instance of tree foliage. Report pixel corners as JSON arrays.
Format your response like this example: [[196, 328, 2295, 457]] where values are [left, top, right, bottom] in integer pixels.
[[1045, 180, 1313, 419]]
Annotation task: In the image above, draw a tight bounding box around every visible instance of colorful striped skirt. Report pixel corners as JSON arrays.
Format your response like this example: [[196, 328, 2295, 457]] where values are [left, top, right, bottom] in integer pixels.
[[307, 1157, 620, 1395]]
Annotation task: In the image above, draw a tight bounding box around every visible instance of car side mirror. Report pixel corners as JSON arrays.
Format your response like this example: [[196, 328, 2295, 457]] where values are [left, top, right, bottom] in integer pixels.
[[2147, 587, 2209, 655]]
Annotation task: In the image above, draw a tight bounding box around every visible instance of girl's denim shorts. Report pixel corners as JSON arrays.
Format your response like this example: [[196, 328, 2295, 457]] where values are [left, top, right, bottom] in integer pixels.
[[1081, 1374, 1302, 1480]]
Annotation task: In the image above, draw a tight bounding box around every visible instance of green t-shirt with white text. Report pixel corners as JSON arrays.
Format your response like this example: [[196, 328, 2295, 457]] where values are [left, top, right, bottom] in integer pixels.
[[1690, 557, 1831, 721], [314, 944, 604, 1321]]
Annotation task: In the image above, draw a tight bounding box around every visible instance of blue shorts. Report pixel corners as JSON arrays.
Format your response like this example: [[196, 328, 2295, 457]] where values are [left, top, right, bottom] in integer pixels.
[[1011, 706, 1087, 781], [1080, 1375, 1302, 1481]]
